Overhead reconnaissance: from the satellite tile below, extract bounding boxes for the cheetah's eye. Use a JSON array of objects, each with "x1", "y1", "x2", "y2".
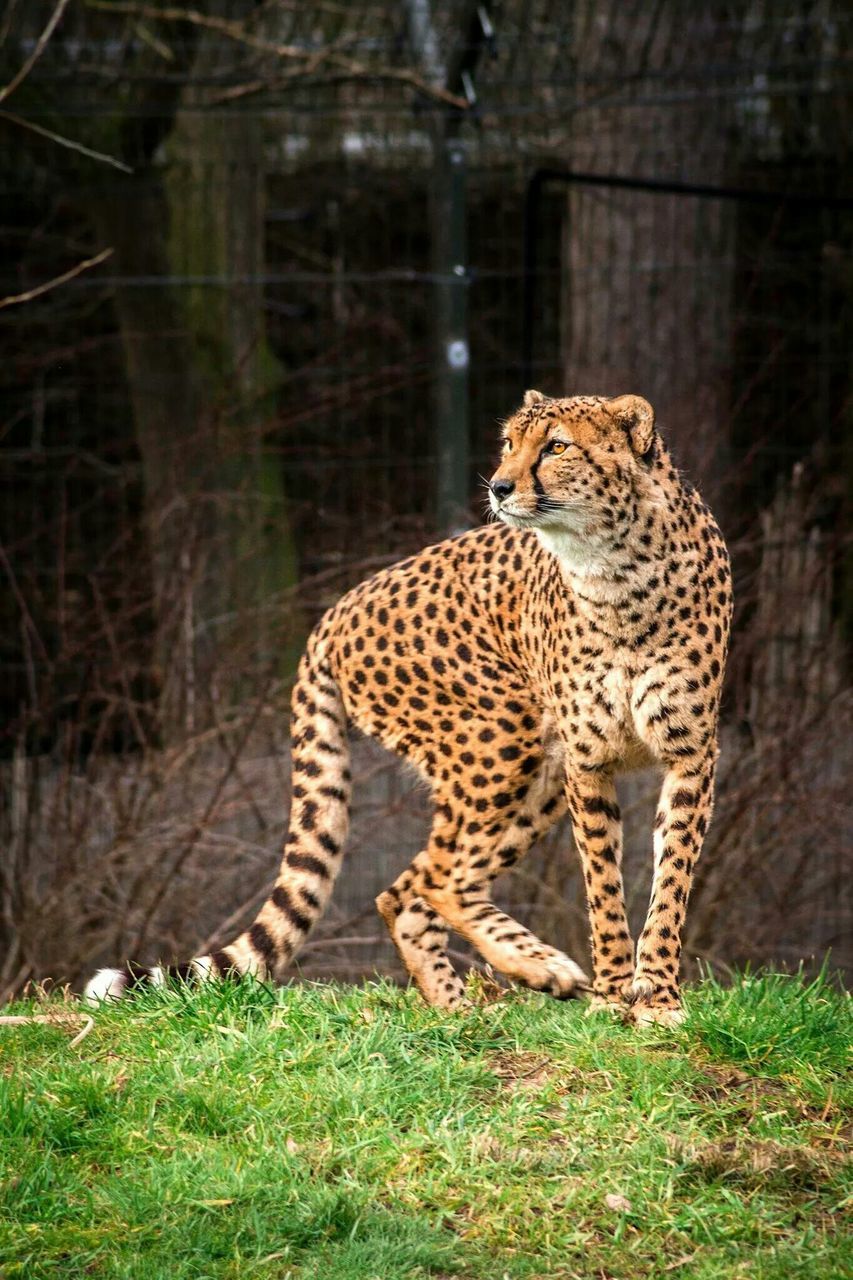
[
  {"x1": 548, "y1": 440, "x2": 568, "y2": 455},
  {"x1": 502, "y1": 439, "x2": 513, "y2": 454}
]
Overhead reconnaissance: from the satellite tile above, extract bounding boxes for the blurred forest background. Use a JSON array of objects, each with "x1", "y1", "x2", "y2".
[{"x1": 0, "y1": 0, "x2": 850, "y2": 1001}]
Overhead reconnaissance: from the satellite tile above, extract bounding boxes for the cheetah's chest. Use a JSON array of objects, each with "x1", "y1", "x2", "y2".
[
  {"x1": 600, "y1": 665, "x2": 634, "y2": 726},
  {"x1": 566, "y1": 660, "x2": 653, "y2": 769}
]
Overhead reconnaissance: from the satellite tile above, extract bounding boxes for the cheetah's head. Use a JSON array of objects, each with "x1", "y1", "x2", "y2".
[{"x1": 488, "y1": 391, "x2": 656, "y2": 548}]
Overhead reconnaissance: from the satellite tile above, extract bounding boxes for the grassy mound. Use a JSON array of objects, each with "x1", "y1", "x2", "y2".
[{"x1": 0, "y1": 971, "x2": 849, "y2": 1279}]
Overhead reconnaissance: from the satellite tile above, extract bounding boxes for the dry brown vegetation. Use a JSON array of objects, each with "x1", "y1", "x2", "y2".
[{"x1": 1, "y1": 458, "x2": 849, "y2": 1003}]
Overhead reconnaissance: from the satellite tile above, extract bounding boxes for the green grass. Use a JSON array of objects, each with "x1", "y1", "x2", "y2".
[{"x1": 0, "y1": 971, "x2": 850, "y2": 1279}]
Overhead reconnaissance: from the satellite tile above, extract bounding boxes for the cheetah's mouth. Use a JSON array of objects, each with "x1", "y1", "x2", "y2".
[
  {"x1": 489, "y1": 492, "x2": 540, "y2": 527},
  {"x1": 491, "y1": 495, "x2": 584, "y2": 531},
  {"x1": 494, "y1": 507, "x2": 538, "y2": 528}
]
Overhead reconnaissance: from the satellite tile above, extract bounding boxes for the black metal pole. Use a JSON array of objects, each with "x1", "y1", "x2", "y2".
[
  {"x1": 521, "y1": 169, "x2": 547, "y2": 393},
  {"x1": 434, "y1": 135, "x2": 470, "y2": 532}
]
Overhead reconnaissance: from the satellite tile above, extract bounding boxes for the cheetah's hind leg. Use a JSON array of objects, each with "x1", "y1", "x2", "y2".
[
  {"x1": 376, "y1": 869, "x2": 467, "y2": 1011},
  {"x1": 377, "y1": 758, "x2": 591, "y2": 1007}
]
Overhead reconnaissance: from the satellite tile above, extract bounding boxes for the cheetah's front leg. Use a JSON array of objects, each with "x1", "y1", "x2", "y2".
[
  {"x1": 629, "y1": 750, "x2": 717, "y2": 1025},
  {"x1": 564, "y1": 770, "x2": 635, "y2": 1012}
]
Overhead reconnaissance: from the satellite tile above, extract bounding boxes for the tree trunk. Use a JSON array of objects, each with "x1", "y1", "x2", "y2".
[
  {"x1": 164, "y1": 100, "x2": 299, "y2": 703},
  {"x1": 92, "y1": 92, "x2": 297, "y2": 737},
  {"x1": 563, "y1": 3, "x2": 736, "y2": 506}
]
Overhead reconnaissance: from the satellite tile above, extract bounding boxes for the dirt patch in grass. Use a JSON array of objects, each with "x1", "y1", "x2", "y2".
[
  {"x1": 689, "y1": 1062, "x2": 790, "y2": 1102},
  {"x1": 688, "y1": 1062, "x2": 853, "y2": 1152},
  {"x1": 489, "y1": 1051, "x2": 555, "y2": 1090},
  {"x1": 670, "y1": 1135, "x2": 845, "y2": 1191},
  {"x1": 488, "y1": 1051, "x2": 616, "y2": 1100}
]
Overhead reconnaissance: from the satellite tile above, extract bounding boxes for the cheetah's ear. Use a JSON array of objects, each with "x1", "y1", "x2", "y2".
[
  {"x1": 523, "y1": 388, "x2": 547, "y2": 408},
  {"x1": 609, "y1": 395, "x2": 655, "y2": 456}
]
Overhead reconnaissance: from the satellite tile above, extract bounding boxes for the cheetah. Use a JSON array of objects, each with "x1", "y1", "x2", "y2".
[{"x1": 86, "y1": 391, "x2": 731, "y2": 1025}]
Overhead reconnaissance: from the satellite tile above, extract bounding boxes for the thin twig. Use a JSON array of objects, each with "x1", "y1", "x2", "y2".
[
  {"x1": 0, "y1": 541, "x2": 49, "y2": 660},
  {"x1": 211, "y1": 67, "x2": 469, "y2": 111},
  {"x1": 300, "y1": 935, "x2": 388, "y2": 953},
  {"x1": 0, "y1": 0, "x2": 24, "y2": 49},
  {"x1": 129, "y1": 671, "x2": 277, "y2": 954},
  {"x1": 86, "y1": 0, "x2": 469, "y2": 110},
  {"x1": 84, "y1": 1, "x2": 317, "y2": 59},
  {"x1": 0, "y1": 247, "x2": 114, "y2": 310},
  {"x1": 0, "y1": 0, "x2": 72, "y2": 105},
  {"x1": 0, "y1": 1013, "x2": 94, "y2": 1048},
  {"x1": 0, "y1": 110, "x2": 134, "y2": 172}
]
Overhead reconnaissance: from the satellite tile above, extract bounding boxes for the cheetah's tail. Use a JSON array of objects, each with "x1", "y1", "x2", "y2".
[{"x1": 84, "y1": 640, "x2": 351, "y2": 1004}]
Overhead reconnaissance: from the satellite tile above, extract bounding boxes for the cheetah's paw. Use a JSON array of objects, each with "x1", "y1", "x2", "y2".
[
  {"x1": 630, "y1": 1003, "x2": 686, "y2": 1028},
  {"x1": 492, "y1": 948, "x2": 590, "y2": 1001},
  {"x1": 624, "y1": 976, "x2": 685, "y2": 1027},
  {"x1": 584, "y1": 993, "x2": 627, "y2": 1018},
  {"x1": 540, "y1": 955, "x2": 592, "y2": 1001}
]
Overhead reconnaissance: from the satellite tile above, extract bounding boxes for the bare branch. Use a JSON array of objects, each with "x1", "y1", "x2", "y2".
[
  {"x1": 86, "y1": 0, "x2": 470, "y2": 110},
  {"x1": 84, "y1": 1, "x2": 310, "y2": 59},
  {"x1": 0, "y1": 0, "x2": 25, "y2": 51},
  {"x1": 0, "y1": 0, "x2": 72, "y2": 105},
  {"x1": 0, "y1": 109, "x2": 134, "y2": 172},
  {"x1": 211, "y1": 66, "x2": 469, "y2": 111},
  {"x1": 366, "y1": 65, "x2": 469, "y2": 110},
  {"x1": 0, "y1": 246, "x2": 114, "y2": 310}
]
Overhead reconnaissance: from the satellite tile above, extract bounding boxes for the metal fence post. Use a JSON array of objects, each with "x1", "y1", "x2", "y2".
[{"x1": 433, "y1": 135, "x2": 470, "y2": 533}]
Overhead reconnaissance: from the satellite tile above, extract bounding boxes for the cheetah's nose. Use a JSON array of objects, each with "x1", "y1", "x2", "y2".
[{"x1": 491, "y1": 479, "x2": 515, "y2": 501}]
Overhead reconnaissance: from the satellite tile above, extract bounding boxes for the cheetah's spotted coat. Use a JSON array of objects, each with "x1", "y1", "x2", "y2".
[{"x1": 87, "y1": 392, "x2": 731, "y2": 1024}]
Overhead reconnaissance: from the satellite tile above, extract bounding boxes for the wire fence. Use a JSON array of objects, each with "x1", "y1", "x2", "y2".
[{"x1": 0, "y1": 0, "x2": 850, "y2": 993}]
